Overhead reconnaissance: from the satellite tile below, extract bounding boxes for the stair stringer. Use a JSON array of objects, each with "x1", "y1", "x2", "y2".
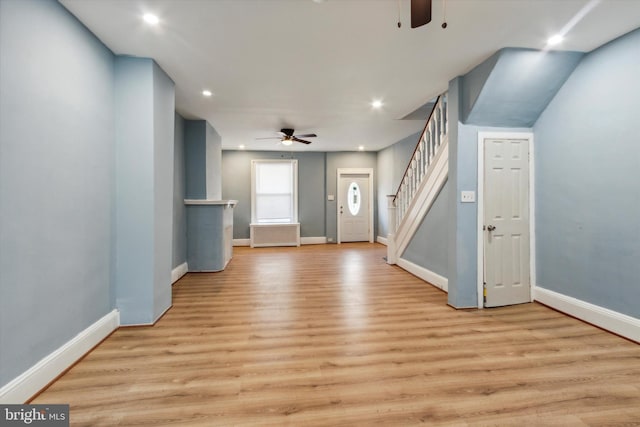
[{"x1": 393, "y1": 137, "x2": 449, "y2": 258}]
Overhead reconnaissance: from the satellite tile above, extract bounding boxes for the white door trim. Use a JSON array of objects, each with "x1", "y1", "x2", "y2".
[
  {"x1": 337, "y1": 168, "x2": 374, "y2": 244},
  {"x1": 477, "y1": 132, "x2": 536, "y2": 309}
]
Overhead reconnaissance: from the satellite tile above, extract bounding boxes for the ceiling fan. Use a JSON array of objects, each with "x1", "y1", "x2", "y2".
[
  {"x1": 411, "y1": 0, "x2": 432, "y2": 28},
  {"x1": 256, "y1": 128, "x2": 317, "y2": 146}
]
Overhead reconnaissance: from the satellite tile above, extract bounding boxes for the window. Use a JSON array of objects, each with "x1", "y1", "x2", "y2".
[
  {"x1": 347, "y1": 182, "x2": 361, "y2": 216},
  {"x1": 251, "y1": 159, "x2": 298, "y2": 224}
]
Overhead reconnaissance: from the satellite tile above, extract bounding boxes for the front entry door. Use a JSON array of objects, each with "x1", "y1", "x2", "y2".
[
  {"x1": 338, "y1": 174, "x2": 370, "y2": 242},
  {"x1": 484, "y1": 138, "x2": 530, "y2": 307}
]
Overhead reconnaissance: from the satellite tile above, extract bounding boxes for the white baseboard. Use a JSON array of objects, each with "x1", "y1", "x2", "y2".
[
  {"x1": 233, "y1": 239, "x2": 250, "y2": 247},
  {"x1": 235, "y1": 237, "x2": 328, "y2": 246},
  {"x1": 301, "y1": 237, "x2": 327, "y2": 245},
  {"x1": 534, "y1": 287, "x2": 639, "y2": 343},
  {"x1": 171, "y1": 262, "x2": 188, "y2": 284},
  {"x1": 0, "y1": 309, "x2": 120, "y2": 404},
  {"x1": 377, "y1": 236, "x2": 388, "y2": 246},
  {"x1": 397, "y1": 257, "x2": 448, "y2": 292}
]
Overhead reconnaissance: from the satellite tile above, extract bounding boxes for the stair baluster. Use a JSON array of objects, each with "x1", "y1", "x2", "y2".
[{"x1": 388, "y1": 93, "x2": 448, "y2": 251}]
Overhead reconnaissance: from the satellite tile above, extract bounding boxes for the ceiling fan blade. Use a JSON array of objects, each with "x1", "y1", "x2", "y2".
[
  {"x1": 411, "y1": 0, "x2": 432, "y2": 28},
  {"x1": 293, "y1": 133, "x2": 317, "y2": 138},
  {"x1": 255, "y1": 136, "x2": 282, "y2": 140},
  {"x1": 292, "y1": 137, "x2": 312, "y2": 145}
]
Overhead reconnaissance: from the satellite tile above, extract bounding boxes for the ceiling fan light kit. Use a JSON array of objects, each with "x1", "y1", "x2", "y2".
[{"x1": 256, "y1": 128, "x2": 317, "y2": 146}]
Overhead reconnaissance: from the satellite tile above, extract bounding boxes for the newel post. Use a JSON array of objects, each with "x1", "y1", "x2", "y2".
[{"x1": 386, "y1": 195, "x2": 397, "y2": 265}]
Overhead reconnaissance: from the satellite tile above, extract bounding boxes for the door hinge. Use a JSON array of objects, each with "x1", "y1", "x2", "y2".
[{"x1": 483, "y1": 282, "x2": 487, "y2": 305}]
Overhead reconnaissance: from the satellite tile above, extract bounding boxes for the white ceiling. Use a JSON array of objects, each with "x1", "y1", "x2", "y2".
[{"x1": 60, "y1": 0, "x2": 640, "y2": 152}]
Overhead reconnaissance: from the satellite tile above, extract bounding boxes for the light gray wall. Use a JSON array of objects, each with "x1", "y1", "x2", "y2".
[
  {"x1": 376, "y1": 132, "x2": 420, "y2": 238},
  {"x1": 326, "y1": 152, "x2": 378, "y2": 242},
  {"x1": 402, "y1": 180, "x2": 449, "y2": 277},
  {"x1": 172, "y1": 114, "x2": 187, "y2": 269},
  {"x1": 0, "y1": 0, "x2": 114, "y2": 386},
  {"x1": 534, "y1": 28, "x2": 640, "y2": 318},
  {"x1": 221, "y1": 151, "x2": 326, "y2": 239}
]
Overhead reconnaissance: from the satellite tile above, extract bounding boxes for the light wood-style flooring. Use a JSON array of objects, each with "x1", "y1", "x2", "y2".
[{"x1": 33, "y1": 243, "x2": 640, "y2": 426}]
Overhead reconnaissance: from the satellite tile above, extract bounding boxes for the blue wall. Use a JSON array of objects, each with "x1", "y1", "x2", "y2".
[
  {"x1": 402, "y1": 180, "x2": 450, "y2": 277},
  {"x1": 184, "y1": 120, "x2": 222, "y2": 200},
  {"x1": 114, "y1": 57, "x2": 154, "y2": 325},
  {"x1": 376, "y1": 132, "x2": 419, "y2": 238},
  {"x1": 184, "y1": 121, "x2": 207, "y2": 199},
  {"x1": 151, "y1": 61, "x2": 175, "y2": 320},
  {"x1": 463, "y1": 48, "x2": 583, "y2": 127},
  {"x1": 205, "y1": 123, "x2": 222, "y2": 200},
  {"x1": 534, "y1": 28, "x2": 640, "y2": 318},
  {"x1": 221, "y1": 151, "x2": 327, "y2": 239},
  {"x1": 0, "y1": 0, "x2": 115, "y2": 386},
  {"x1": 1, "y1": 0, "x2": 179, "y2": 389},
  {"x1": 114, "y1": 57, "x2": 174, "y2": 325},
  {"x1": 446, "y1": 77, "x2": 475, "y2": 307},
  {"x1": 448, "y1": 76, "x2": 538, "y2": 307},
  {"x1": 172, "y1": 114, "x2": 187, "y2": 269},
  {"x1": 326, "y1": 152, "x2": 378, "y2": 242}
]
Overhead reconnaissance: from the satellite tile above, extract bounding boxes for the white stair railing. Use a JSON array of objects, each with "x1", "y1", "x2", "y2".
[
  {"x1": 394, "y1": 93, "x2": 448, "y2": 230},
  {"x1": 387, "y1": 93, "x2": 448, "y2": 264}
]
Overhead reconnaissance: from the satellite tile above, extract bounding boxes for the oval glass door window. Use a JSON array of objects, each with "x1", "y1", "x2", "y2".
[{"x1": 347, "y1": 182, "x2": 361, "y2": 216}]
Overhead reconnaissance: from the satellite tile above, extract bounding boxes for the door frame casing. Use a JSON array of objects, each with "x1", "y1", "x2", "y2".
[
  {"x1": 476, "y1": 132, "x2": 536, "y2": 309},
  {"x1": 337, "y1": 168, "x2": 374, "y2": 244}
]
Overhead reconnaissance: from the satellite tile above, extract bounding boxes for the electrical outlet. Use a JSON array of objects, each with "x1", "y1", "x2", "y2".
[{"x1": 461, "y1": 191, "x2": 476, "y2": 203}]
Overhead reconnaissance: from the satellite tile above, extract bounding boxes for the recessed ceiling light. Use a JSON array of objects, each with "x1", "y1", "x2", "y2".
[
  {"x1": 142, "y1": 13, "x2": 159, "y2": 25},
  {"x1": 547, "y1": 34, "x2": 564, "y2": 46},
  {"x1": 358, "y1": 146, "x2": 365, "y2": 151},
  {"x1": 371, "y1": 100, "x2": 383, "y2": 109},
  {"x1": 202, "y1": 90, "x2": 212, "y2": 97},
  {"x1": 238, "y1": 144, "x2": 245, "y2": 150}
]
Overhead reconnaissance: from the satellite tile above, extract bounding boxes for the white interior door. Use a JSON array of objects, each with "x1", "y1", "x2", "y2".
[
  {"x1": 484, "y1": 138, "x2": 530, "y2": 307},
  {"x1": 338, "y1": 174, "x2": 370, "y2": 242}
]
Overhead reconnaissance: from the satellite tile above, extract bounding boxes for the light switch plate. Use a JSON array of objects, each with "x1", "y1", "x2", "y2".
[
  {"x1": 327, "y1": 195, "x2": 335, "y2": 201},
  {"x1": 461, "y1": 191, "x2": 475, "y2": 203}
]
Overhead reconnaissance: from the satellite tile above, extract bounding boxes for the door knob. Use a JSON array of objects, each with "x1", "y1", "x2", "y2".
[{"x1": 487, "y1": 225, "x2": 496, "y2": 231}]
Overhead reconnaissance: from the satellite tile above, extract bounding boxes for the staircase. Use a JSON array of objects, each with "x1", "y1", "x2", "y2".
[{"x1": 387, "y1": 93, "x2": 449, "y2": 265}]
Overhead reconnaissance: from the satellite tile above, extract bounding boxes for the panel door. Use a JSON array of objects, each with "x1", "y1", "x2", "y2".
[
  {"x1": 484, "y1": 138, "x2": 530, "y2": 307},
  {"x1": 339, "y1": 175, "x2": 370, "y2": 242}
]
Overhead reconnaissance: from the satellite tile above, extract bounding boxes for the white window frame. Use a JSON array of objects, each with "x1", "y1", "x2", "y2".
[{"x1": 251, "y1": 159, "x2": 298, "y2": 224}]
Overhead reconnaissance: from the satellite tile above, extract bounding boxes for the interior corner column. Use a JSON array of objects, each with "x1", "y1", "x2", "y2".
[{"x1": 114, "y1": 56, "x2": 175, "y2": 325}]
